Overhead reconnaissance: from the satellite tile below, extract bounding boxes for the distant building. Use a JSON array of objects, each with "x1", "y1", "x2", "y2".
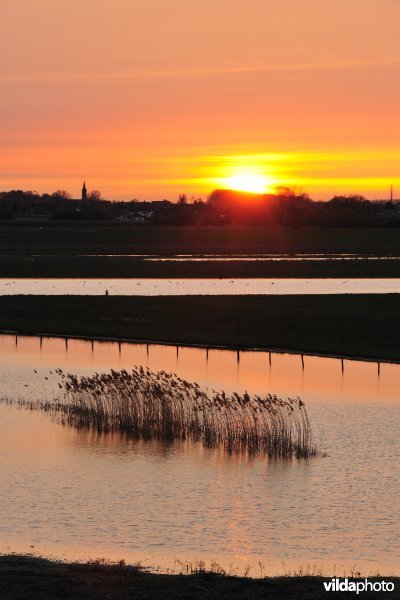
[
  {"x1": 82, "y1": 181, "x2": 87, "y2": 202},
  {"x1": 116, "y1": 210, "x2": 154, "y2": 223}
]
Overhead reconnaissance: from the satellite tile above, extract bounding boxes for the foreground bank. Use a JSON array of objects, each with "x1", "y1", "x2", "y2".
[
  {"x1": 0, "y1": 556, "x2": 397, "y2": 600},
  {"x1": 1, "y1": 294, "x2": 400, "y2": 362}
]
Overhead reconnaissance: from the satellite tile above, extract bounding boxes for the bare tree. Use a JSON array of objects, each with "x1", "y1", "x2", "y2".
[
  {"x1": 89, "y1": 190, "x2": 102, "y2": 201},
  {"x1": 52, "y1": 190, "x2": 72, "y2": 200}
]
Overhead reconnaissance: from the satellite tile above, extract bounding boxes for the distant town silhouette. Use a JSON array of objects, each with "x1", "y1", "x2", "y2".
[{"x1": 0, "y1": 185, "x2": 399, "y2": 227}]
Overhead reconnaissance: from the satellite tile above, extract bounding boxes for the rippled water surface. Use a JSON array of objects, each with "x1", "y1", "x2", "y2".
[
  {"x1": 2, "y1": 278, "x2": 400, "y2": 295},
  {"x1": 0, "y1": 334, "x2": 399, "y2": 574}
]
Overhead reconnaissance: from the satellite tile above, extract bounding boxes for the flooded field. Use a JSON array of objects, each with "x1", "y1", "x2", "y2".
[
  {"x1": 0, "y1": 334, "x2": 399, "y2": 574},
  {"x1": 3, "y1": 277, "x2": 400, "y2": 295}
]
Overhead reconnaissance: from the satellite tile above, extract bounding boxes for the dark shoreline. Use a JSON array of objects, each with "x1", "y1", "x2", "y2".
[
  {"x1": 2, "y1": 294, "x2": 400, "y2": 362},
  {"x1": 0, "y1": 555, "x2": 397, "y2": 600}
]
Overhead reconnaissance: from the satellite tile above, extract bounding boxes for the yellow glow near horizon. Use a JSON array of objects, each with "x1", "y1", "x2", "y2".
[{"x1": 2, "y1": 144, "x2": 400, "y2": 200}]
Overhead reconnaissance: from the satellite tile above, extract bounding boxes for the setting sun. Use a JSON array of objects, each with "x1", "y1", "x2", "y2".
[{"x1": 223, "y1": 171, "x2": 275, "y2": 194}]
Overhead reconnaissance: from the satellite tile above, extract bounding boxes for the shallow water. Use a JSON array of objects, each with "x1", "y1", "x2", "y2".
[
  {"x1": 2, "y1": 277, "x2": 400, "y2": 295},
  {"x1": 143, "y1": 254, "x2": 400, "y2": 262},
  {"x1": 0, "y1": 334, "x2": 399, "y2": 575}
]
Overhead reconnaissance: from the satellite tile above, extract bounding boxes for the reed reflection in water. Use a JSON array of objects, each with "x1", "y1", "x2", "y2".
[{"x1": 10, "y1": 367, "x2": 321, "y2": 459}]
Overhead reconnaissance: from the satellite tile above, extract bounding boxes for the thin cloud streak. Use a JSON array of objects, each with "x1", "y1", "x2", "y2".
[{"x1": 2, "y1": 58, "x2": 400, "y2": 87}]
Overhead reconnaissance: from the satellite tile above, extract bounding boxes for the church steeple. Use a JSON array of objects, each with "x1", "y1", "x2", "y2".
[{"x1": 82, "y1": 181, "x2": 87, "y2": 202}]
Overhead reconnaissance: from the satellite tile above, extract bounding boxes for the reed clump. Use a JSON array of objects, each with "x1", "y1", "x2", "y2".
[{"x1": 20, "y1": 367, "x2": 322, "y2": 458}]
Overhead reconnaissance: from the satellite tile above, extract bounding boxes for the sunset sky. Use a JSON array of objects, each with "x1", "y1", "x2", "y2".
[{"x1": 1, "y1": 0, "x2": 400, "y2": 200}]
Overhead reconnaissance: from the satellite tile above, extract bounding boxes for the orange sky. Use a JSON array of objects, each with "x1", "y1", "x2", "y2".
[{"x1": 1, "y1": 0, "x2": 400, "y2": 200}]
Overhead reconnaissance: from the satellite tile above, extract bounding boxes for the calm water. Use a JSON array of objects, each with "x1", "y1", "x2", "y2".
[
  {"x1": 2, "y1": 278, "x2": 400, "y2": 295},
  {"x1": 20, "y1": 253, "x2": 400, "y2": 261},
  {"x1": 0, "y1": 334, "x2": 399, "y2": 575}
]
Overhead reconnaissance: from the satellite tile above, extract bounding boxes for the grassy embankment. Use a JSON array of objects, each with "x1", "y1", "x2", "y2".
[
  {"x1": 1, "y1": 295, "x2": 400, "y2": 362},
  {"x1": 0, "y1": 556, "x2": 397, "y2": 600},
  {"x1": 2, "y1": 224, "x2": 400, "y2": 255}
]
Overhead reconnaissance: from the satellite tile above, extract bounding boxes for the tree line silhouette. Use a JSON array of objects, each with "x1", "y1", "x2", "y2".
[{"x1": 0, "y1": 186, "x2": 398, "y2": 227}]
